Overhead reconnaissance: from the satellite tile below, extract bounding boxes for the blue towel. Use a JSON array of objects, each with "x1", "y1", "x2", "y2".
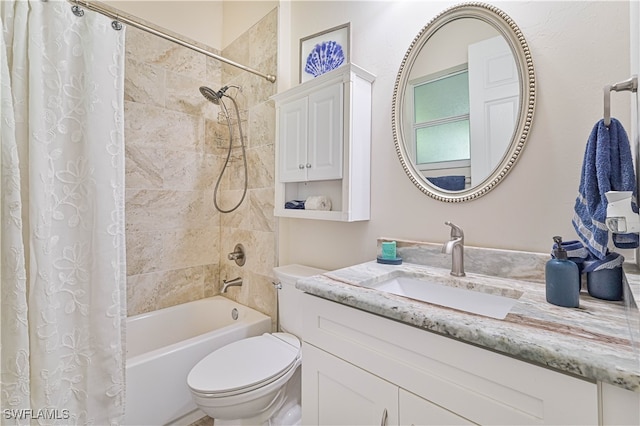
[
  {"x1": 426, "y1": 175, "x2": 466, "y2": 191},
  {"x1": 551, "y1": 240, "x2": 622, "y2": 272},
  {"x1": 572, "y1": 118, "x2": 638, "y2": 259},
  {"x1": 284, "y1": 200, "x2": 305, "y2": 209},
  {"x1": 582, "y1": 252, "x2": 624, "y2": 272},
  {"x1": 551, "y1": 240, "x2": 590, "y2": 262}
]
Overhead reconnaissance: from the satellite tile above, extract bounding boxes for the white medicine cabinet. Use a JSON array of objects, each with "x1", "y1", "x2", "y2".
[{"x1": 272, "y1": 64, "x2": 375, "y2": 221}]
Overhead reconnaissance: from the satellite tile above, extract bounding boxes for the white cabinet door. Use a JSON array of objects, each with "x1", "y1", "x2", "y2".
[
  {"x1": 399, "y1": 389, "x2": 473, "y2": 426},
  {"x1": 279, "y1": 97, "x2": 308, "y2": 182},
  {"x1": 307, "y1": 82, "x2": 343, "y2": 181},
  {"x1": 279, "y1": 82, "x2": 343, "y2": 183},
  {"x1": 600, "y1": 382, "x2": 640, "y2": 426},
  {"x1": 302, "y1": 343, "x2": 398, "y2": 426}
]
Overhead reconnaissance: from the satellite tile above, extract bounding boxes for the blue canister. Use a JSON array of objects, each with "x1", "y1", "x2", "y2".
[
  {"x1": 583, "y1": 253, "x2": 625, "y2": 301},
  {"x1": 545, "y1": 236, "x2": 580, "y2": 308},
  {"x1": 586, "y1": 266, "x2": 623, "y2": 301}
]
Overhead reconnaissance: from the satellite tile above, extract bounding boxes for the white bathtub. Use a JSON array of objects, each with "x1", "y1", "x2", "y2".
[{"x1": 123, "y1": 296, "x2": 272, "y2": 426}]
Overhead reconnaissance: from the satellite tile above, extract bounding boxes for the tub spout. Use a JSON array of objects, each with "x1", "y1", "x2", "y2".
[{"x1": 222, "y1": 277, "x2": 243, "y2": 293}]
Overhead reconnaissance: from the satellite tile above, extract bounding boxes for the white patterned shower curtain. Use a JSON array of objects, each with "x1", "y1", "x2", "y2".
[{"x1": 1, "y1": 0, "x2": 126, "y2": 424}]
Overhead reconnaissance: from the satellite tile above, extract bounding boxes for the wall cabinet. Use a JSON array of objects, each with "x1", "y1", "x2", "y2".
[
  {"x1": 301, "y1": 293, "x2": 608, "y2": 425},
  {"x1": 273, "y1": 64, "x2": 375, "y2": 222}
]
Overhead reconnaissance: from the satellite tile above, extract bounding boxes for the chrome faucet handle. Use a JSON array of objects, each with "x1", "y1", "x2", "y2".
[
  {"x1": 228, "y1": 251, "x2": 243, "y2": 260},
  {"x1": 227, "y1": 243, "x2": 246, "y2": 266},
  {"x1": 444, "y1": 221, "x2": 464, "y2": 239}
]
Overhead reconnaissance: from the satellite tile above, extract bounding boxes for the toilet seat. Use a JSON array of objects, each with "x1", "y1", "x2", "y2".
[{"x1": 187, "y1": 333, "x2": 301, "y2": 397}]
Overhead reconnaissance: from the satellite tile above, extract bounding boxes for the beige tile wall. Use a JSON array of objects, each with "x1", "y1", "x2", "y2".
[
  {"x1": 217, "y1": 8, "x2": 279, "y2": 327},
  {"x1": 124, "y1": 8, "x2": 278, "y2": 327}
]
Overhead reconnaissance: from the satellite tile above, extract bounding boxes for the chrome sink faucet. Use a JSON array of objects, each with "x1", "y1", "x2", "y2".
[{"x1": 442, "y1": 221, "x2": 465, "y2": 277}]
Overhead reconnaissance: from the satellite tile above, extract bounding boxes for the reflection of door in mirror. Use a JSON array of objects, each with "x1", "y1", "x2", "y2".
[{"x1": 468, "y1": 36, "x2": 518, "y2": 187}]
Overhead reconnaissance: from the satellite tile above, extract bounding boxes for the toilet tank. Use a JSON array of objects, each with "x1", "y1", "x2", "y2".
[{"x1": 273, "y1": 264, "x2": 326, "y2": 337}]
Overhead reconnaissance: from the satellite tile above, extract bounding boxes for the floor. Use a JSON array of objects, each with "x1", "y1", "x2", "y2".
[{"x1": 189, "y1": 416, "x2": 214, "y2": 426}]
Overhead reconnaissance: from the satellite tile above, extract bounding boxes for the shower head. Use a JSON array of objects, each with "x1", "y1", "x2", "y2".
[{"x1": 199, "y1": 86, "x2": 229, "y2": 105}]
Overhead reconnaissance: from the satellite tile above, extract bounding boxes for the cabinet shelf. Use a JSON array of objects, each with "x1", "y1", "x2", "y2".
[
  {"x1": 273, "y1": 208, "x2": 345, "y2": 221},
  {"x1": 272, "y1": 64, "x2": 375, "y2": 222}
]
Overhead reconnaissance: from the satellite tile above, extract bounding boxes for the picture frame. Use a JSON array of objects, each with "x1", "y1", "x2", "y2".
[{"x1": 299, "y1": 23, "x2": 350, "y2": 83}]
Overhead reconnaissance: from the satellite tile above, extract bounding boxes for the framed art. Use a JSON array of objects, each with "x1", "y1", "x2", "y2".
[{"x1": 299, "y1": 23, "x2": 350, "y2": 83}]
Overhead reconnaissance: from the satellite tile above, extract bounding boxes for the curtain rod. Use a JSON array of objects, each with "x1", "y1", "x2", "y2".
[{"x1": 67, "y1": 0, "x2": 276, "y2": 83}]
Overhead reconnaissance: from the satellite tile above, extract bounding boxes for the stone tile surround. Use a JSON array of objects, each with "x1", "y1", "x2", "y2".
[{"x1": 124, "y1": 8, "x2": 278, "y2": 328}]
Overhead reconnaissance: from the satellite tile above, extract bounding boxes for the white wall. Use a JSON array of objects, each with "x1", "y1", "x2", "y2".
[
  {"x1": 222, "y1": 0, "x2": 278, "y2": 47},
  {"x1": 633, "y1": 0, "x2": 639, "y2": 182},
  {"x1": 101, "y1": 0, "x2": 277, "y2": 50},
  {"x1": 103, "y1": 1, "x2": 224, "y2": 48},
  {"x1": 277, "y1": 1, "x2": 632, "y2": 271}
]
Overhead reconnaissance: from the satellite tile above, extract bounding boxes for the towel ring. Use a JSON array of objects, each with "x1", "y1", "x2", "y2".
[{"x1": 603, "y1": 76, "x2": 638, "y2": 127}]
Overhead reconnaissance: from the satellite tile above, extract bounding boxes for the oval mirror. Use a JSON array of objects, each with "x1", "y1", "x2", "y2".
[{"x1": 392, "y1": 2, "x2": 536, "y2": 202}]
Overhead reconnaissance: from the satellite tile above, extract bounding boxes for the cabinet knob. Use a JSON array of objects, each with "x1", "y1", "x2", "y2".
[
  {"x1": 380, "y1": 408, "x2": 388, "y2": 426},
  {"x1": 299, "y1": 164, "x2": 305, "y2": 169},
  {"x1": 306, "y1": 163, "x2": 311, "y2": 168}
]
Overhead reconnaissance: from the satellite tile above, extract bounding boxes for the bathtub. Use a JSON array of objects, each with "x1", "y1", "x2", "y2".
[{"x1": 123, "y1": 296, "x2": 272, "y2": 426}]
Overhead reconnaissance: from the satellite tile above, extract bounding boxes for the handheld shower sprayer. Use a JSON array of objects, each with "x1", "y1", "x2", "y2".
[{"x1": 198, "y1": 84, "x2": 247, "y2": 213}]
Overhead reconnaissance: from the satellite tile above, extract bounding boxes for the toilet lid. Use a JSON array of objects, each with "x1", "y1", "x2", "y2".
[{"x1": 187, "y1": 333, "x2": 301, "y2": 395}]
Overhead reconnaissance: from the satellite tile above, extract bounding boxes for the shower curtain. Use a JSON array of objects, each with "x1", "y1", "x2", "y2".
[{"x1": 1, "y1": 0, "x2": 126, "y2": 424}]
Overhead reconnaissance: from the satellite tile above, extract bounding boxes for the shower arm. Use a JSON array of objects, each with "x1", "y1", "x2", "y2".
[{"x1": 67, "y1": 0, "x2": 276, "y2": 84}]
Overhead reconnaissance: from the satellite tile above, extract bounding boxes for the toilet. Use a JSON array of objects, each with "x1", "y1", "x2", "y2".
[{"x1": 187, "y1": 264, "x2": 325, "y2": 425}]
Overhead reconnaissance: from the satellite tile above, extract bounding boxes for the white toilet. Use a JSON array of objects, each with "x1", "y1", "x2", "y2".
[{"x1": 187, "y1": 264, "x2": 325, "y2": 425}]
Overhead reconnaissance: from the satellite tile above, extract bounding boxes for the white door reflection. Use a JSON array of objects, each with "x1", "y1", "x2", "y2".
[{"x1": 468, "y1": 35, "x2": 518, "y2": 187}]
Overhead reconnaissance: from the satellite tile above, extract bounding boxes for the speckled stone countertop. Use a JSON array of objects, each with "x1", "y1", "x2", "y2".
[{"x1": 296, "y1": 239, "x2": 640, "y2": 392}]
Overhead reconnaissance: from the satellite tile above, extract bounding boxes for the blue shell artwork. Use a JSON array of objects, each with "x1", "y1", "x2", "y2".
[{"x1": 304, "y1": 40, "x2": 345, "y2": 78}]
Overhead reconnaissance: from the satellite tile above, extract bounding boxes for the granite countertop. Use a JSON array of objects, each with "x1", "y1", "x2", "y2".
[{"x1": 296, "y1": 240, "x2": 640, "y2": 392}]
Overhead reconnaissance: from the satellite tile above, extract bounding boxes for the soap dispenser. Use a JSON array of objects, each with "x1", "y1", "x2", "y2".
[{"x1": 545, "y1": 236, "x2": 580, "y2": 308}]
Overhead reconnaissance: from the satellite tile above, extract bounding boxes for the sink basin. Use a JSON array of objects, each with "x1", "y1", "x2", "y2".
[{"x1": 368, "y1": 275, "x2": 521, "y2": 320}]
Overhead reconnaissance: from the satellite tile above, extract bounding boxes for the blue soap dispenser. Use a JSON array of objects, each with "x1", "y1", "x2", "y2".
[{"x1": 545, "y1": 236, "x2": 580, "y2": 308}]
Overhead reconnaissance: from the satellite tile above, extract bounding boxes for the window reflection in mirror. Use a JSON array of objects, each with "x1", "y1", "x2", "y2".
[{"x1": 412, "y1": 66, "x2": 471, "y2": 191}]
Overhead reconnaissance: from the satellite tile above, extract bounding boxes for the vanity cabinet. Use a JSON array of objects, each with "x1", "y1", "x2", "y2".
[
  {"x1": 304, "y1": 342, "x2": 471, "y2": 425},
  {"x1": 301, "y1": 293, "x2": 601, "y2": 425},
  {"x1": 399, "y1": 389, "x2": 472, "y2": 425},
  {"x1": 303, "y1": 343, "x2": 399, "y2": 425},
  {"x1": 273, "y1": 64, "x2": 375, "y2": 222}
]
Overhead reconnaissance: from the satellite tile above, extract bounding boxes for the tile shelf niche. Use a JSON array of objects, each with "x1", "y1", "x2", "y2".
[{"x1": 272, "y1": 63, "x2": 375, "y2": 222}]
